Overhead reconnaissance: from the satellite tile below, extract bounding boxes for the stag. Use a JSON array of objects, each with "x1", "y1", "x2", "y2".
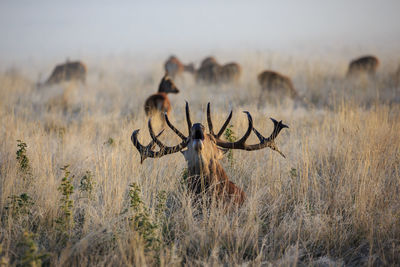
[
  {"x1": 42, "y1": 60, "x2": 87, "y2": 86},
  {"x1": 131, "y1": 102, "x2": 288, "y2": 206},
  {"x1": 164, "y1": 56, "x2": 195, "y2": 79},
  {"x1": 347, "y1": 55, "x2": 379, "y2": 77},
  {"x1": 144, "y1": 74, "x2": 179, "y2": 121}
]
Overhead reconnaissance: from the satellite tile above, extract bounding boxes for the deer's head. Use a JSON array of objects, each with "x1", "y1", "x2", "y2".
[
  {"x1": 132, "y1": 101, "x2": 287, "y2": 168},
  {"x1": 158, "y1": 74, "x2": 179, "y2": 94}
]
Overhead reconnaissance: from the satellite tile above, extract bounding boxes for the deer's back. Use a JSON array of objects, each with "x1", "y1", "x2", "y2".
[
  {"x1": 348, "y1": 56, "x2": 379, "y2": 76},
  {"x1": 46, "y1": 61, "x2": 87, "y2": 85},
  {"x1": 144, "y1": 93, "x2": 171, "y2": 116},
  {"x1": 258, "y1": 70, "x2": 297, "y2": 97}
]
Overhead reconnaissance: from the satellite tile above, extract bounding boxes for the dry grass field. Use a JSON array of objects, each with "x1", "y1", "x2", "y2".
[{"x1": 0, "y1": 53, "x2": 399, "y2": 266}]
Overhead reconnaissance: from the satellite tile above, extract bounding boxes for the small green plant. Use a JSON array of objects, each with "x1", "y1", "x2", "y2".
[
  {"x1": 154, "y1": 190, "x2": 167, "y2": 224},
  {"x1": 104, "y1": 137, "x2": 115, "y2": 146},
  {"x1": 224, "y1": 125, "x2": 237, "y2": 167},
  {"x1": 180, "y1": 168, "x2": 189, "y2": 184},
  {"x1": 4, "y1": 193, "x2": 34, "y2": 220},
  {"x1": 79, "y1": 170, "x2": 95, "y2": 199},
  {"x1": 55, "y1": 165, "x2": 75, "y2": 241},
  {"x1": 16, "y1": 140, "x2": 32, "y2": 178},
  {"x1": 17, "y1": 231, "x2": 49, "y2": 267},
  {"x1": 128, "y1": 183, "x2": 160, "y2": 251},
  {"x1": 290, "y1": 168, "x2": 298, "y2": 179}
]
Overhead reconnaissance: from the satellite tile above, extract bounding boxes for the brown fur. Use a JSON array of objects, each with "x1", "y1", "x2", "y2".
[
  {"x1": 219, "y1": 62, "x2": 241, "y2": 83},
  {"x1": 196, "y1": 56, "x2": 241, "y2": 84},
  {"x1": 183, "y1": 127, "x2": 245, "y2": 206},
  {"x1": 144, "y1": 75, "x2": 179, "y2": 117},
  {"x1": 44, "y1": 61, "x2": 87, "y2": 85},
  {"x1": 257, "y1": 70, "x2": 298, "y2": 98},
  {"x1": 347, "y1": 55, "x2": 379, "y2": 77},
  {"x1": 164, "y1": 56, "x2": 195, "y2": 79}
]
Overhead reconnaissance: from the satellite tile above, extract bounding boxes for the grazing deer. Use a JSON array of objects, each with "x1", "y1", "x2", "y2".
[
  {"x1": 257, "y1": 70, "x2": 298, "y2": 99},
  {"x1": 131, "y1": 102, "x2": 288, "y2": 206},
  {"x1": 347, "y1": 55, "x2": 379, "y2": 77},
  {"x1": 219, "y1": 63, "x2": 242, "y2": 83},
  {"x1": 144, "y1": 74, "x2": 179, "y2": 120},
  {"x1": 196, "y1": 57, "x2": 241, "y2": 84},
  {"x1": 200, "y1": 56, "x2": 218, "y2": 68},
  {"x1": 42, "y1": 60, "x2": 87, "y2": 86},
  {"x1": 164, "y1": 55, "x2": 195, "y2": 79}
]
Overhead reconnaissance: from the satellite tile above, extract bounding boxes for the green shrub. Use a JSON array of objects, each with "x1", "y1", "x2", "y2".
[
  {"x1": 17, "y1": 231, "x2": 49, "y2": 267},
  {"x1": 16, "y1": 140, "x2": 32, "y2": 179},
  {"x1": 55, "y1": 165, "x2": 75, "y2": 243},
  {"x1": 224, "y1": 125, "x2": 237, "y2": 167},
  {"x1": 4, "y1": 193, "x2": 34, "y2": 220},
  {"x1": 79, "y1": 170, "x2": 95, "y2": 200},
  {"x1": 128, "y1": 183, "x2": 160, "y2": 251}
]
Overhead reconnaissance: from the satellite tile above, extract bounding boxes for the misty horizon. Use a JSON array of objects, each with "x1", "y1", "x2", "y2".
[{"x1": 1, "y1": 0, "x2": 400, "y2": 65}]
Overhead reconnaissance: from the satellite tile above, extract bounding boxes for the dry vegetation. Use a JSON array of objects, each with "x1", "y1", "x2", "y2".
[{"x1": 0, "y1": 53, "x2": 399, "y2": 266}]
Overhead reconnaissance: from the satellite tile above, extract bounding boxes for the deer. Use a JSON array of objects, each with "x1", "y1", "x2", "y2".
[
  {"x1": 164, "y1": 55, "x2": 195, "y2": 79},
  {"x1": 257, "y1": 70, "x2": 298, "y2": 99},
  {"x1": 196, "y1": 56, "x2": 241, "y2": 84},
  {"x1": 131, "y1": 102, "x2": 288, "y2": 206},
  {"x1": 219, "y1": 63, "x2": 242, "y2": 83},
  {"x1": 347, "y1": 55, "x2": 379, "y2": 77},
  {"x1": 144, "y1": 74, "x2": 179, "y2": 122},
  {"x1": 41, "y1": 60, "x2": 87, "y2": 86}
]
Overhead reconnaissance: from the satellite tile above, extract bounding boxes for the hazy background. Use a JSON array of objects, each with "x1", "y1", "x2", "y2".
[{"x1": 1, "y1": 0, "x2": 400, "y2": 65}]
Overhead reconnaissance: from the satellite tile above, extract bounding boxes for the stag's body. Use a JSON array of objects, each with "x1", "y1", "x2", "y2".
[
  {"x1": 347, "y1": 55, "x2": 379, "y2": 77},
  {"x1": 144, "y1": 75, "x2": 179, "y2": 117},
  {"x1": 44, "y1": 61, "x2": 87, "y2": 86},
  {"x1": 258, "y1": 70, "x2": 298, "y2": 98},
  {"x1": 183, "y1": 125, "x2": 246, "y2": 204},
  {"x1": 131, "y1": 102, "x2": 288, "y2": 206},
  {"x1": 164, "y1": 56, "x2": 195, "y2": 79}
]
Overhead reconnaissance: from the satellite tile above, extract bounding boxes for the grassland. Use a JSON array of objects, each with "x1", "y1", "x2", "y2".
[{"x1": 0, "y1": 53, "x2": 399, "y2": 266}]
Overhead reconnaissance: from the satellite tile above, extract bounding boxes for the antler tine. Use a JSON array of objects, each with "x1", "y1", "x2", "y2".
[
  {"x1": 148, "y1": 118, "x2": 167, "y2": 149},
  {"x1": 245, "y1": 117, "x2": 288, "y2": 157},
  {"x1": 130, "y1": 118, "x2": 189, "y2": 163},
  {"x1": 148, "y1": 117, "x2": 189, "y2": 155},
  {"x1": 215, "y1": 111, "x2": 253, "y2": 149},
  {"x1": 164, "y1": 112, "x2": 186, "y2": 140},
  {"x1": 207, "y1": 102, "x2": 233, "y2": 138},
  {"x1": 207, "y1": 102, "x2": 215, "y2": 135},
  {"x1": 216, "y1": 110, "x2": 233, "y2": 138},
  {"x1": 138, "y1": 130, "x2": 164, "y2": 163},
  {"x1": 185, "y1": 101, "x2": 192, "y2": 136},
  {"x1": 131, "y1": 129, "x2": 165, "y2": 164}
]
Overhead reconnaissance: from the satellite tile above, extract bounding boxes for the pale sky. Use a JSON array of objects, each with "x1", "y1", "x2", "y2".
[{"x1": 0, "y1": 0, "x2": 399, "y2": 64}]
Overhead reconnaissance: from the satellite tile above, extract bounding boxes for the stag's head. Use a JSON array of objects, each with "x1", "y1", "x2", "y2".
[{"x1": 131, "y1": 102, "x2": 288, "y2": 165}]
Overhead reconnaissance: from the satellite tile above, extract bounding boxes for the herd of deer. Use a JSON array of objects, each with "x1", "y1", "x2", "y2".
[{"x1": 39, "y1": 54, "x2": 394, "y2": 207}]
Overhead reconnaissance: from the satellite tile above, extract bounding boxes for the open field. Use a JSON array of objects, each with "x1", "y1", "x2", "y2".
[{"x1": 0, "y1": 53, "x2": 400, "y2": 266}]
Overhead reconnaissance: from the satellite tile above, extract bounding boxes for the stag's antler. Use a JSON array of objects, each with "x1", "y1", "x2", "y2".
[
  {"x1": 131, "y1": 102, "x2": 194, "y2": 163},
  {"x1": 131, "y1": 122, "x2": 189, "y2": 163},
  {"x1": 207, "y1": 102, "x2": 288, "y2": 157},
  {"x1": 207, "y1": 102, "x2": 233, "y2": 138}
]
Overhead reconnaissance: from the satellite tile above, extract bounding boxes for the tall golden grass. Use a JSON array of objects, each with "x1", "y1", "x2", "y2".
[{"x1": 0, "y1": 53, "x2": 399, "y2": 266}]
